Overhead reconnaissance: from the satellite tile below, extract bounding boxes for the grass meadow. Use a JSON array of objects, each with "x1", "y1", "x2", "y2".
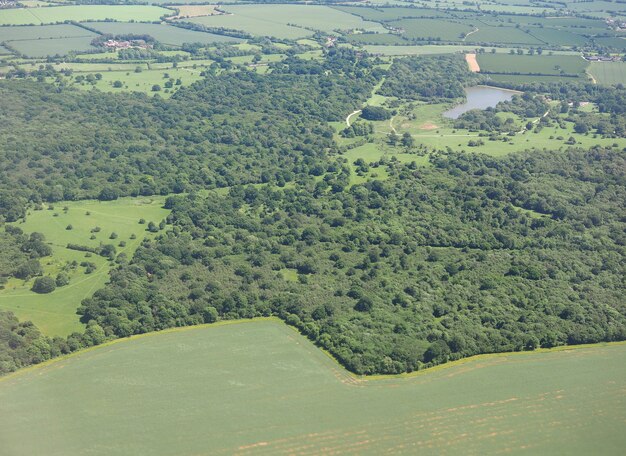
[
  {"x1": 0, "y1": 319, "x2": 624, "y2": 455},
  {"x1": 0, "y1": 197, "x2": 169, "y2": 336}
]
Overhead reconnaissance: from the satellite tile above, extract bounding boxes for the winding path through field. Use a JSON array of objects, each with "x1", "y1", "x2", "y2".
[{"x1": 345, "y1": 109, "x2": 362, "y2": 127}]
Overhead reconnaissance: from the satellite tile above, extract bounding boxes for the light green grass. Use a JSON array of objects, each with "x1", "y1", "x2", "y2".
[
  {"x1": 0, "y1": 5, "x2": 171, "y2": 25},
  {"x1": 65, "y1": 66, "x2": 205, "y2": 97},
  {"x1": 0, "y1": 197, "x2": 170, "y2": 336},
  {"x1": 589, "y1": 61, "x2": 626, "y2": 86},
  {"x1": 0, "y1": 319, "x2": 625, "y2": 455}
]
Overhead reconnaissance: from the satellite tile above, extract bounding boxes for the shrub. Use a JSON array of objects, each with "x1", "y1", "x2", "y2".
[{"x1": 31, "y1": 276, "x2": 56, "y2": 294}]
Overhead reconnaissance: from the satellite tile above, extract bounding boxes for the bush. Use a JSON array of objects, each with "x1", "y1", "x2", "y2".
[
  {"x1": 361, "y1": 105, "x2": 391, "y2": 121},
  {"x1": 31, "y1": 276, "x2": 56, "y2": 294}
]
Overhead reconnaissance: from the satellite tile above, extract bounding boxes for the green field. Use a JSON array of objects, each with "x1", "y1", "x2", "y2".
[
  {"x1": 82, "y1": 22, "x2": 241, "y2": 46},
  {"x1": 589, "y1": 61, "x2": 626, "y2": 85},
  {"x1": 477, "y1": 53, "x2": 589, "y2": 76},
  {"x1": 0, "y1": 5, "x2": 171, "y2": 25},
  {"x1": 390, "y1": 18, "x2": 473, "y2": 41},
  {"x1": 464, "y1": 25, "x2": 543, "y2": 45},
  {"x1": 186, "y1": 4, "x2": 385, "y2": 39},
  {"x1": 0, "y1": 319, "x2": 625, "y2": 455},
  {"x1": 0, "y1": 197, "x2": 170, "y2": 336},
  {"x1": 10, "y1": 36, "x2": 98, "y2": 57},
  {"x1": 0, "y1": 24, "x2": 96, "y2": 41}
]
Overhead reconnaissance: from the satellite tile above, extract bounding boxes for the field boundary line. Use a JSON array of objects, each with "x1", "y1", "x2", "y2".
[{"x1": 3, "y1": 317, "x2": 626, "y2": 385}]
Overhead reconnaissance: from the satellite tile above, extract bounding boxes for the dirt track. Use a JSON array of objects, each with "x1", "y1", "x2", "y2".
[{"x1": 466, "y1": 53, "x2": 480, "y2": 72}]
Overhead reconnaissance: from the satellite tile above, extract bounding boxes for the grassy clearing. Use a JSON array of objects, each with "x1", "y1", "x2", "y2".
[
  {"x1": 0, "y1": 197, "x2": 170, "y2": 336},
  {"x1": 589, "y1": 61, "x2": 626, "y2": 86},
  {"x1": 465, "y1": 25, "x2": 543, "y2": 45},
  {"x1": 66, "y1": 66, "x2": 205, "y2": 96},
  {"x1": 82, "y1": 22, "x2": 240, "y2": 46},
  {"x1": 0, "y1": 319, "x2": 624, "y2": 455},
  {"x1": 0, "y1": 5, "x2": 170, "y2": 25}
]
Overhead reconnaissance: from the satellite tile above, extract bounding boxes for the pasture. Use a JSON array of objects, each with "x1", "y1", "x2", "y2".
[
  {"x1": 0, "y1": 197, "x2": 169, "y2": 336},
  {"x1": 589, "y1": 61, "x2": 626, "y2": 85},
  {"x1": 0, "y1": 319, "x2": 624, "y2": 455},
  {"x1": 82, "y1": 22, "x2": 241, "y2": 46},
  {"x1": 0, "y1": 5, "x2": 170, "y2": 25}
]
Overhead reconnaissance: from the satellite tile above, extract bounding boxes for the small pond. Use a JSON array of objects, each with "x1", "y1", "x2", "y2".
[{"x1": 443, "y1": 86, "x2": 519, "y2": 119}]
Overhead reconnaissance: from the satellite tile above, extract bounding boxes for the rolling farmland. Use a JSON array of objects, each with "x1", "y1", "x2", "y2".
[
  {"x1": 0, "y1": 319, "x2": 624, "y2": 455},
  {"x1": 0, "y1": 5, "x2": 171, "y2": 25}
]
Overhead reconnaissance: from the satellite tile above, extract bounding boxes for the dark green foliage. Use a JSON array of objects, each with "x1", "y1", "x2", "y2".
[
  {"x1": 0, "y1": 310, "x2": 107, "y2": 375},
  {"x1": 378, "y1": 55, "x2": 483, "y2": 101},
  {"x1": 78, "y1": 148, "x2": 626, "y2": 375},
  {"x1": 31, "y1": 276, "x2": 56, "y2": 294},
  {"x1": 0, "y1": 228, "x2": 50, "y2": 281},
  {"x1": 361, "y1": 106, "x2": 391, "y2": 121},
  {"x1": 0, "y1": 52, "x2": 376, "y2": 221}
]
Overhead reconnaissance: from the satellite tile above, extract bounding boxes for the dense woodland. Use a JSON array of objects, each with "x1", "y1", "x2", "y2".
[
  {"x1": 378, "y1": 55, "x2": 484, "y2": 101},
  {"x1": 0, "y1": 48, "x2": 374, "y2": 222},
  {"x1": 1, "y1": 51, "x2": 625, "y2": 376}
]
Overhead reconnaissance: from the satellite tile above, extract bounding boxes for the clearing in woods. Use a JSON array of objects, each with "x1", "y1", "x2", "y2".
[
  {"x1": 0, "y1": 319, "x2": 624, "y2": 455},
  {"x1": 0, "y1": 197, "x2": 170, "y2": 336}
]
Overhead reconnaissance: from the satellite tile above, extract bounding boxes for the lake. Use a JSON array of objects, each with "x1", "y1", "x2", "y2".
[{"x1": 443, "y1": 86, "x2": 519, "y2": 119}]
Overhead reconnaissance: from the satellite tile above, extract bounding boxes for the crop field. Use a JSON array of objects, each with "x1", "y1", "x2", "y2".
[
  {"x1": 0, "y1": 319, "x2": 624, "y2": 455},
  {"x1": 594, "y1": 37, "x2": 626, "y2": 50},
  {"x1": 589, "y1": 61, "x2": 626, "y2": 85},
  {"x1": 464, "y1": 25, "x2": 543, "y2": 45},
  {"x1": 477, "y1": 53, "x2": 589, "y2": 76},
  {"x1": 10, "y1": 36, "x2": 98, "y2": 57},
  {"x1": 0, "y1": 24, "x2": 96, "y2": 42},
  {"x1": 185, "y1": 14, "x2": 309, "y2": 40},
  {"x1": 0, "y1": 5, "x2": 171, "y2": 25},
  {"x1": 363, "y1": 45, "x2": 562, "y2": 56},
  {"x1": 346, "y1": 33, "x2": 409, "y2": 45},
  {"x1": 333, "y1": 5, "x2": 452, "y2": 21},
  {"x1": 526, "y1": 27, "x2": 588, "y2": 47},
  {"x1": 82, "y1": 22, "x2": 241, "y2": 46},
  {"x1": 0, "y1": 197, "x2": 169, "y2": 336},
  {"x1": 390, "y1": 18, "x2": 473, "y2": 41},
  {"x1": 488, "y1": 73, "x2": 585, "y2": 84},
  {"x1": 186, "y1": 4, "x2": 385, "y2": 39}
]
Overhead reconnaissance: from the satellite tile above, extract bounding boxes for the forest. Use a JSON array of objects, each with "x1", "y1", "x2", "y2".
[{"x1": 1, "y1": 50, "x2": 625, "y2": 376}]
